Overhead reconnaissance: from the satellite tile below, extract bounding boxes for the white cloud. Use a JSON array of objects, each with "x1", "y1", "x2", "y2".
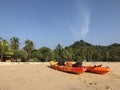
[
  {"x1": 81, "y1": 9, "x2": 90, "y2": 37},
  {"x1": 70, "y1": 0, "x2": 91, "y2": 39},
  {"x1": 53, "y1": 0, "x2": 91, "y2": 40}
]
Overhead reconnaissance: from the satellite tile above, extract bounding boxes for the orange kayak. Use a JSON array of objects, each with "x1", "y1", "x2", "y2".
[
  {"x1": 50, "y1": 65, "x2": 87, "y2": 74},
  {"x1": 85, "y1": 66, "x2": 110, "y2": 74}
]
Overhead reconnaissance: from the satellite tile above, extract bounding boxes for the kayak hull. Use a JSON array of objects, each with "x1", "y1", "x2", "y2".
[
  {"x1": 85, "y1": 66, "x2": 110, "y2": 74},
  {"x1": 51, "y1": 65, "x2": 87, "y2": 74}
]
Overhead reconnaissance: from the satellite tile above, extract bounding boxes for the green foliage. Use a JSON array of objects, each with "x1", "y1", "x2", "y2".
[
  {"x1": 54, "y1": 44, "x2": 63, "y2": 60},
  {"x1": 31, "y1": 50, "x2": 42, "y2": 60},
  {"x1": 68, "y1": 40, "x2": 120, "y2": 62},
  {"x1": 39, "y1": 47, "x2": 54, "y2": 62},
  {"x1": 0, "y1": 36, "x2": 120, "y2": 62},
  {"x1": 0, "y1": 38, "x2": 9, "y2": 61},
  {"x1": 10, "y1": 37, "x2": 20, "y2": 51},
  {"x1": 23, "y1": 39, "x2": 35, "y2": 61},
  {"x1": 12, "y1": 50, "x2": 28, "y2": 62}
]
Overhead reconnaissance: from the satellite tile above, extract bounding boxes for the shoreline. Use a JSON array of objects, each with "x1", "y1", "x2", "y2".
[{"x1": 0, "y1": 61, "x2": 119, "y2": 66}]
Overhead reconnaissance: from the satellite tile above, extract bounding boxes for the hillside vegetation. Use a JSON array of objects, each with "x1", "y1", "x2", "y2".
[{"x1": 0, "y1": 37, "x2": 120, "y2": 62}]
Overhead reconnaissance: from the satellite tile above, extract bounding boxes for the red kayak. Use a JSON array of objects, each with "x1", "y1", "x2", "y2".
[
  {"x1": 51, "y1": 64, "x2": 87, "y2": 74},
  {"x1": 85, "y1": 66, "x2": 110, "y2": 74}
]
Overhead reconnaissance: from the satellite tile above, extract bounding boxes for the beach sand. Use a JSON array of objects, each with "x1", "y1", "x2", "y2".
[{"x1": 0, "y1": 62, "x2": 119, "y2": 90}]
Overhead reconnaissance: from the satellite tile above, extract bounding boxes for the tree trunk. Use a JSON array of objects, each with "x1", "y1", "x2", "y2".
[{"x1": 0, "y1": 53, "x2": 3, "y2": 62}]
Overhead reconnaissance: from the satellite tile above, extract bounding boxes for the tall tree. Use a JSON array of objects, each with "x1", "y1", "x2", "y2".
[
  {"x1": 13, "y1": 50, "x2": 28, "y2": 62},
  {"x1": 23, "y1": 39, "x2": 34, "y2": 60},
  {"x1": 0, "y1": 38, "x2": 8, "y2": 61},
  {"x1": 54, "y1": 44, "x2": 63, "y2": 60},
  {"x1": 39, "y1": 47, "x2": 54, "y2": 61},
  {"x1": 31, "y1": 49, "x2": 42, "y2": 61},
  {"x1": 64, "y1": 47, "x2": 74, "y2": 61},
  {"x1": 10, "y1": 37, "x2": 20, "y2": 51}
]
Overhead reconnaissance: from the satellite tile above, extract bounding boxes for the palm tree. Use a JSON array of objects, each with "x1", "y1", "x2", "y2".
[
  {"x1": 10, "y1": 37, "x2": 20, "y2": 51},
  {"x1": 23, "y1": 39, "x2": 34, "y2": 60},
  {"x1": 0, "y1": 38, "x2": 8, "y2": 61}
]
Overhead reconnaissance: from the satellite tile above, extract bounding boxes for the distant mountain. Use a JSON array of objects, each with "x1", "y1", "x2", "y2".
[
  {"x1": 69, "y1": 40, "x2": 93, "y2": 48},
  {"x1": 108, "y1": 43, "x2": 120, "y2": 47},
  {"x1": 66, "y1": 40, "x2": 120, "y2": 62},
  {"x1": 69, "y1": 40, "x2": 120, "y2": 49}
]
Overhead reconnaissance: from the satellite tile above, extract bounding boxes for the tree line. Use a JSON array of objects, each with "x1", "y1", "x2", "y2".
[{"x1": 0, "y1": 37, "x2": 120, "y2": 62}]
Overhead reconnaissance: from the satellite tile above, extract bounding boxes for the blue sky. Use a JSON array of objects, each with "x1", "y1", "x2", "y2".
[{"x1": 0, "y1": 0, "x2": 120, "y2": 49}]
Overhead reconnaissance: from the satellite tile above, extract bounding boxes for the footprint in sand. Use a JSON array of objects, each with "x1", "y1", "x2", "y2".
[
  {"x1": 89, "y1": 82, "x2": 97, "y2": 86},
  {"x1": 89, "y1": 82, "x2": 93, "y2": 85},
  {"x1": 106, "y1": 86, "x2": 110, "y2": 89}
]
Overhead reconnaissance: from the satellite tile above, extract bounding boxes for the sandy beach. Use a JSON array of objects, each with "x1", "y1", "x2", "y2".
[{"x1": 0, "y1": 62, "x2": 120, "y2": 90}]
